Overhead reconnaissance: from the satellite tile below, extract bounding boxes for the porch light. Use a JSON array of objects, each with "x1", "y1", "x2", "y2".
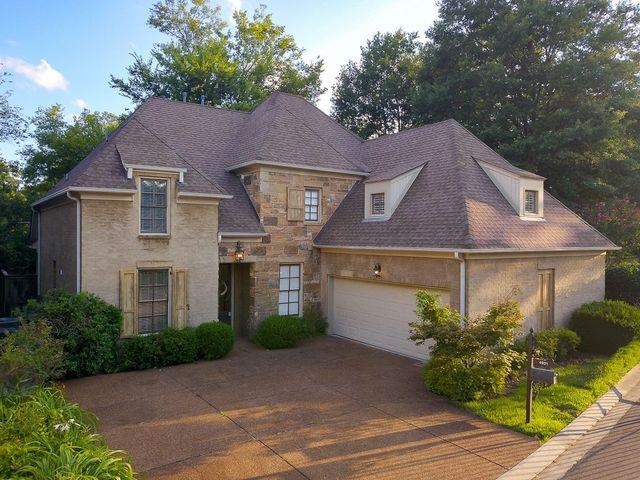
[
  {"x1": 373, "y1": 263, "x2": 382, "y2": 277},
  {"x1": 234, "y1": 241, "x2": 245, "y2": 263}
]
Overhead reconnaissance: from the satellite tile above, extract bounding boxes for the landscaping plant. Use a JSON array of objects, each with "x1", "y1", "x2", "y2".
[
  {"x1": 0, "y1": 385, "x2": 135, "y2": 479},
  {"x1": 156, "y1": 327, "x2": 199, "y2": 366},
  {"x1": 16, "y1": 290, "x2": 122, "y2": 377},
  {"x1": 0, "y1": 321, "x2": 65, "y2": 389},
  {"x1": 196, "y1": 322, "x2": 234, "y2": 360},
  {"x1": 254, "y1": 315, "x2": 303, "y2": 349},
  {"x1": 569, "y1": 300, "x2": 640, "y2": 354},
  {"x1": 300, "y1": 306, "x2": 329, "y2": 338},
  {"x1": 409, "y1": 292, "x2": 525, "y2": 402},
  {"x1": 534, "y1": 328, "x2": 581, "y2": 361},
  {"x1": 118, "y1": 335, "x2": 160, "y2": 371},
  {"x1": 605, "y1": 261, "x2": 640, "y2": 306}
]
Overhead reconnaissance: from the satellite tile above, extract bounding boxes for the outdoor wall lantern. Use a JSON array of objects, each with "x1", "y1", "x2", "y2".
[
  {"x1": 373, "y1": 263, "x2": 382, "y2": 277},
  {"x1": 234, "y1": 241, "x2": 245, "y2": 263}
]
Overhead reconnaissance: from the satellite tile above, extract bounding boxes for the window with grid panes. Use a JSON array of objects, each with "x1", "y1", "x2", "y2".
[
  {"x1": 304, "y1": 188, "x2": 320, "y2": 221},
  {"x1": 371, "y1": 193, "x2": 385, "y2": 215},
  {"x1": 140, "y1": 179, "x2": 167, "y2": 233},
  {"x1": 524, "y1": 190, "x2": 538, "y2": 214},
  {"x1": 278, "y1": 264, "x2": 300, "y2": 316},
  {"x1": 138, "y1": 269, "x2": 169, "y2": 333}
]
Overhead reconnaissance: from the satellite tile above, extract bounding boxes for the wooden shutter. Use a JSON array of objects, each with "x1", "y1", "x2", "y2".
[
  {"x1": 172, "y1": 268, "x2": 189, "y2": 329},
  {"x1": 120, "y1": 270, "x2": 138, "y2": 337},
  {"x1": 287, "y1": 187, "x2": 305, "y2": 221}
]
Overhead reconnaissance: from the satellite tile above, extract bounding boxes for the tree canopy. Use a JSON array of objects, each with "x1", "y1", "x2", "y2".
[
  {"x1": 19, "y1": 106, "x2": 120, "y2": 199},
  {"x1": 110, "y1": 0, "x2": 324, "y2": 110},
  {"x1": 331, "y1": 30, "x2": 422, "y2": 138}
]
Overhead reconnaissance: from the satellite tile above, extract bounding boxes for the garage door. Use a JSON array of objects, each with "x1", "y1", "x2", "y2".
[{"x1": 329, "y1": 277, "x2": 449, "y2": 360}]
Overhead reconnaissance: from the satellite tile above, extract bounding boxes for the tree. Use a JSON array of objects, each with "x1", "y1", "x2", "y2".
[
  {"x1": 412, "y1": 0, "x2": 640, "y2": 208},
  {"x1": 110, "y1": 0, "x2": 324, "y2": 110},
  {"x1": 0, "y1": 70, "x2": 26, "y2": 142},
  {"x1": 331, "y1": 30, "x2": 422, "y2": 138},
  {"x1": 20, "y1": 105, "x2": 120, "y2": 199}
]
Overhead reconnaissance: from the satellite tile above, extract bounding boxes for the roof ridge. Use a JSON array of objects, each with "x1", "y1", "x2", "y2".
[
  {"x1": 276, "y1": 100, "x2": 369, "y2": 173},
  {"x1": 449, "y1": 120, "x2": 474, "y2": 248},
  {"x1": 130, "y1": 117, "x2": 230, "y2": 196},
  {"x1": 147, "y1": 96, "x2": 252, "y2": 115},
  {"x1": 363, "y1": 118, "x2": 457, "y2": 144}
]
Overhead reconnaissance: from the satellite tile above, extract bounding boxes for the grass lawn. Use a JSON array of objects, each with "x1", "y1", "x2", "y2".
[{"x1": 464, "y1": 340, "x2": 640, "y2": 441}]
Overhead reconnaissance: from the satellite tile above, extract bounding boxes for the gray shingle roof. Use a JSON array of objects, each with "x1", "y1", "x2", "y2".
[{"x1": 41, "y1": 92, "x2": 615, "y2": 250}]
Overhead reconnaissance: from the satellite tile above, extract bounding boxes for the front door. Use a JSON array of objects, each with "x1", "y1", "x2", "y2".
[
  {"x1": 537, "y1": 269, "x2": 554, "y2": 330},
  {"x1": 218, "y1": 264, "x2": 232, "y2": 325}
]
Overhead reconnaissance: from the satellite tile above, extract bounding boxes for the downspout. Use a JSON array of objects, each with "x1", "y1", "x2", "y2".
[
  {"x1": 32, "y1": 207, "x2": 41, "y2": 295},
  {"x1": 454, "y1": 252, "x2": 466, "y2": 317},
  {"x1": 67, "y1": 192, "x2": 81, "y2": 293}
]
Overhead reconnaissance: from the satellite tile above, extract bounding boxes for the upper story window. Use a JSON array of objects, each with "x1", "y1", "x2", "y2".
[
  {"x1": 371, "y1": 193, "x2": 385, "y2": 215},
  {"x1": 141, "y1": 179, "x2": 167, "y2": 234},
  {"x1": 524, "y1": 190, "x2": 538, "y2": 214},
  {"x1": 304, "y1": 188, "x2": 320, "y2": 222}
]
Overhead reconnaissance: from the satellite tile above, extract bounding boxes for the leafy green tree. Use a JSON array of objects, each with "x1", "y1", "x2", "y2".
[
  {"x1": 20, "y1": 105, "x2": 120, "y2": 198},
  {"x1": 0, "y1": 71, "x2": 26, "y2": 142},
  {"x1": 412, "y1": 0, "x2": 640, "y2": 207},
  {"x1": 110, "y1": 0, "x2": 324, "y2": 110},
  {"x1": 331, "y1": 30, "x2": 422, "y2": 138}
]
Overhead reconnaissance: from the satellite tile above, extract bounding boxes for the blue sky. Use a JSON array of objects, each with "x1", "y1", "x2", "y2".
[{"x1": 0, "y1": 0, "x2": 440, "y2": 162}]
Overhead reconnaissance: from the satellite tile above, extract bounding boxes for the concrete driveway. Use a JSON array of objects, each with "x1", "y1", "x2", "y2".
[{"x1": 64, "y1": 337, "x2": 538, "y2": 479}]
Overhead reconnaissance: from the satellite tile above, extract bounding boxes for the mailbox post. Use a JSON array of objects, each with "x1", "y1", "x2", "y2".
[{"x1": 525, "y1": 328, "x2": 558, "y2": 424}]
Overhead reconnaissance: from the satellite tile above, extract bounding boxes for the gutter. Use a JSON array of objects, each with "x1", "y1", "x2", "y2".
[
  {"x1": 454, "y1": 252, "x2": 466, "y2": 317},
  {"x1": 66, "y1": 192, "x2": 81, "y2": 293},
  {"x1": 313, "y1": 244, "x2": 620, "y2": 253},
  {"x1": 33, "y1": 207, "x2": 41, "y2": 296}
]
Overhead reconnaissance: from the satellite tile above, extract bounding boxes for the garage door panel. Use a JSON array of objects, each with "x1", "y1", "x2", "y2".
[{"x1": 330, "y1": 277, "x2": 448, "y2": 360}]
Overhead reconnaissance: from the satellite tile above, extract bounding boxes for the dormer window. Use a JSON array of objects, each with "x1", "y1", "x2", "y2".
[
  {"x1": 141, "y1": 179, "x2": 168, "y2": 234},
  {"x1": 371, "y1": 193, "x2": 385, "y2": 215},
  {"x1": 524, "y1": 190, "x2": 538, "y2": 214}
]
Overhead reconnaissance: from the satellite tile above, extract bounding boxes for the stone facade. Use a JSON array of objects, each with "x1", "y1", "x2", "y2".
[
  {"x1": 466, "y1": 252, "x2": 606, "y2": 331},
  {"x1": 38, "y1": 197, "x2": 77, "y2": 293},
  {"x1": 79, "y1": 177, "x2": 219, "y2": 328},
  {"x1": 219, "y1": 166, "x2": 360, "y2": 334}
]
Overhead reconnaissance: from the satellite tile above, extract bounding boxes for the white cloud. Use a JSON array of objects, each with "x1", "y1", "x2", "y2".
[
  {"x1": 0, "y1": 56, "x2": 68, "y2": 91},
  {"x1": 73, "y1": 98, "x2": 89, "y2": 109}
]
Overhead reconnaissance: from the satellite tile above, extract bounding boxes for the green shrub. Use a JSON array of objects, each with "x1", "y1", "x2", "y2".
[
  {"x1": 254, "y1": 315, "x2": 302, "y2": 349},
  {"x1": 118, "y1": 335, "x2": 160, "y2": 371},
  {"x1": 410, "y1": 292, "x2": 525, "y2": 401},
  {"x1": 16, "y1": 290, "x2": 122, "y2": 378},
  {"x1": 606, "y1": 262, "x2": 640, "y2": 306},
  {"x1": 569, "y1": 300, "x2": 640, "y2": 354},
  {"x1": 299, "y1": 306, "x2": 328, "y2": 338},
  {"x1": 195, "y1": 322, "x2": 234, "y2": 360},
  {"x1": 156, "y1": 327, "x2": 198, "y2": 366},
  {"x1": 535, "y1": 328, "x2": 581, "y2": 361},
  {"x1": 0, "y1": 321, "x2": 65, "y2": 389},
  {"x1": 0, "y1": 385, "x2": 135, "y2": 479}
]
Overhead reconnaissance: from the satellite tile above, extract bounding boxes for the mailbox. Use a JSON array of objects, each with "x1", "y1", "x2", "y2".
[{"x1": 530, "y1": 367, "x2": 557, "y2": 385}]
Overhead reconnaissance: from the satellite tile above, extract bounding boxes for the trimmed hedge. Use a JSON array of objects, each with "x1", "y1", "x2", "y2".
[
  {"x1": 196, "y1": 322, "x2": 234, "y2": 360},
  {"x1": 569, "y1": 300, "x2": 640, "y2": 354},
  {"x1": 16, "y1": 291, "x2": 122, "y2": 378},
  {"x1": 118, "y1": 322, "x2": 234, "y2": 371},
  {"x1": 254, "y1": 315, "x2": 302, "y2": 349}
]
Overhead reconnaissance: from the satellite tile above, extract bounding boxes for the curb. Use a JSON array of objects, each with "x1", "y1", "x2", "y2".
[{"x1": 497, "y1": 361, "x2": 640, "y2": 480}]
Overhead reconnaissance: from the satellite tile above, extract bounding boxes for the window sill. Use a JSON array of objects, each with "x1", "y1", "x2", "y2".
[{"x1": 138, "y1": 234, "x2": 171, "y2": 239}]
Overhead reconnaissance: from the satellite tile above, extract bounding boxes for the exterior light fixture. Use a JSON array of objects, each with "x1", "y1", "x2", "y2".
[
  {"x1": 234, "y1": 241, "x2": 245, "y2": 263},
  {"x1": 373, "y1": 263, "x2": 382, "y2": 277}
]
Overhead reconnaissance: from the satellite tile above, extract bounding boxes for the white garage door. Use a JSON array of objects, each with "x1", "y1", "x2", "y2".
[{"x1": 329, "y1": 277, "x2": 449, "y2": 360}]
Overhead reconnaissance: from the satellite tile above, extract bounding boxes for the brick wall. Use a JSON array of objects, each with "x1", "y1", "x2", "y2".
[
  {"x1": 80, "y1": 182, "x2": 219, "y2": 327},
  {"x1": 39, "y1": 198, "x2": 77, "y2": 294},
  {"x1": 466, "y1": 252, "x2": 606, "y2": 331}
]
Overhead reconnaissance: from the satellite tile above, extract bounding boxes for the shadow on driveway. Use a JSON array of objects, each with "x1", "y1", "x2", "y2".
[{"x1": 63, "y1": 337, "x2": 538, "y2": 479}]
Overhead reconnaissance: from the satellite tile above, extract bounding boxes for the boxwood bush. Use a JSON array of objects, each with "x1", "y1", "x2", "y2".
[
  {"x1": 535, "y1": 328, "x2": 581, "y2": 361},
  {"x1": 118, "y1": 335, "x2": 160, "y2": 371},
  {"x1": 156, "y1": 327, "x2": 199, "y2": 366},
  {"x1": 16, "y1": 291, "x2": 122, "y2": 378},
  {"x1": 254, "y1": 315, "x2": 302, "y2": 349},
  {"x1": 196, "y1": 322, "x2": 234, "y2": 360},
  {"x1": 569, "y1": 300, "x2": 640, "y2": 354},
  {"x1": 0, "y1": 385, "x2": 135, "y2": 479}
]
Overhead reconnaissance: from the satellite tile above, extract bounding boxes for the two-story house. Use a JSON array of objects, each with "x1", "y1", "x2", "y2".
[{"x1": 32, "y1": 92, "x2": 617, "y2": 359}]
